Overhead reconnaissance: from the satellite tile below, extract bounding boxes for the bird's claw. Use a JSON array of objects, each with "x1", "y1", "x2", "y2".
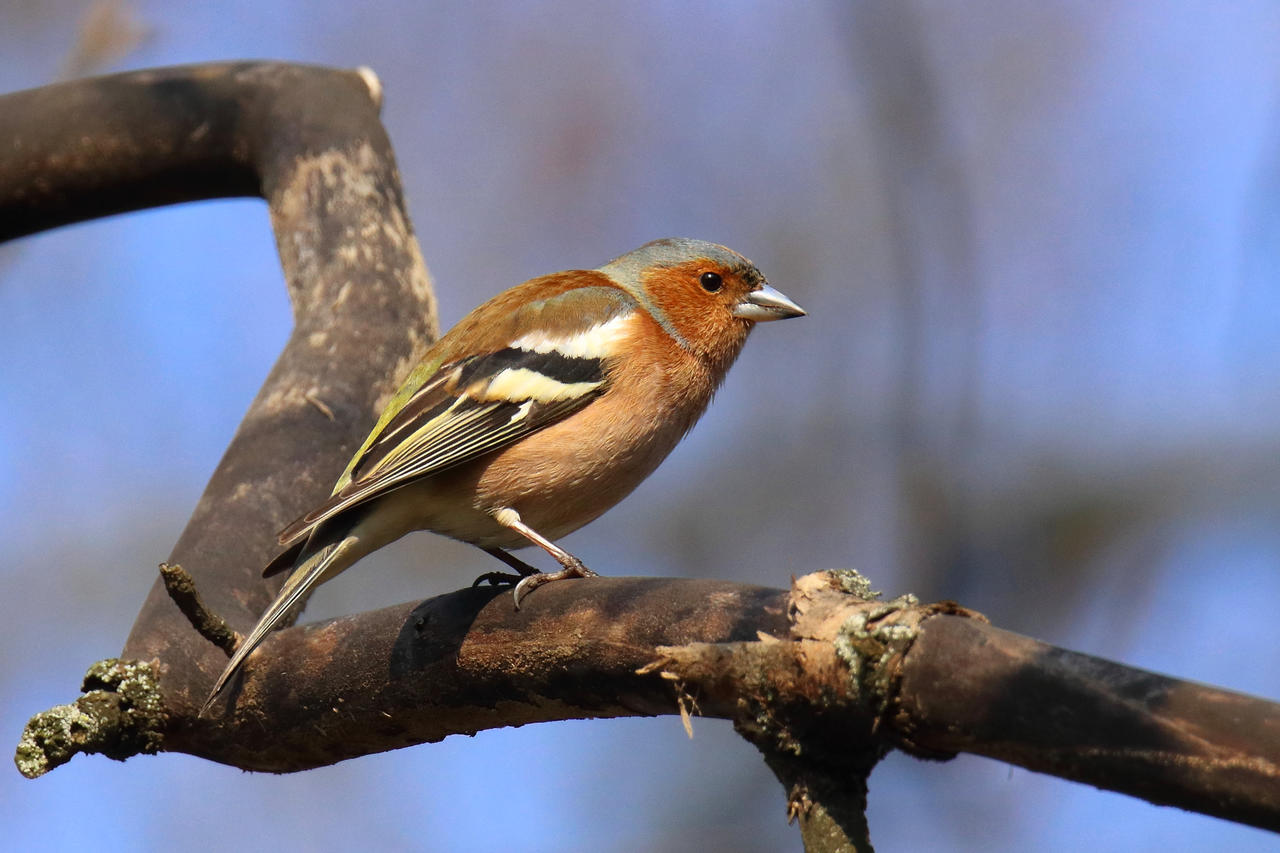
[{"x1": 511, "y1": 561, "x2": 598, "y2": 609}]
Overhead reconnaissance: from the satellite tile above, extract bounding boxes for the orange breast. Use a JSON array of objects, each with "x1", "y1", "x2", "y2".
[{"x1": 475, "y1": 312, "x2": 715, "y2": 541}]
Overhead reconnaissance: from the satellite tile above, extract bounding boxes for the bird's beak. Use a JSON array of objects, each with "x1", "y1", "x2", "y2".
[{"x1": 733, "y1": 284, "x2": 806, "y2": 321}]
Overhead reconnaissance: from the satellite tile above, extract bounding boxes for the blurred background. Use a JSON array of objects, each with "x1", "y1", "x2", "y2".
[{"x1": 2, "y1": 1, "x2": 1279, "y2": 850}]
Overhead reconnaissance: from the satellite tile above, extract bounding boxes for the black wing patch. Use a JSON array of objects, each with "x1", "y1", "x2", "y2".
[{"x1": 349, "y1": 347, "x2": 605, "y2": 481}]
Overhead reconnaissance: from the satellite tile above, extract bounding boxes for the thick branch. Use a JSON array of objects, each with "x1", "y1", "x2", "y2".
[
  {"x1": 0, "y1": 62, "x2": 438, "y2": 703},
  {"x1": 28, "y1": 569, "x2": 1277, "y2": 836},
  {"x1": 175, "y1": 577, "x2": 791, "y2": 770},
  {"x1": 893, "y1": 614, "x2": 1280, "y2": 833},
  {"x1": 0, "y1": 61, "x2": 380, "y2": 240}
]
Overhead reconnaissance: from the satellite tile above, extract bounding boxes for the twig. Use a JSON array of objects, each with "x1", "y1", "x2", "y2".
[{"x1": 159, "y1": 563, "x2": 239, "y2": 655}]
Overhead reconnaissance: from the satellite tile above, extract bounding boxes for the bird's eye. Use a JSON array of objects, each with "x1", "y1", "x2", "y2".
[{"x1": 700, "y1": 271, "x2": 723, "y2": 292}]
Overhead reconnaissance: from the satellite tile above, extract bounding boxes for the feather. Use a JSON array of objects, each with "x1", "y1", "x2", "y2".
[
  {"x1": 201, "y1": 536, "x2": 350, "y2": 715},
  {"x1": 275, "y1": 295, "x2": 637, "y2": 549}
]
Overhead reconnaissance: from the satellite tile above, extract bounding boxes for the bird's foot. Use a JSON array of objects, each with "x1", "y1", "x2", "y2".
[{"x1": 512, "y1": 559, "x2": 598, "y2": 609}]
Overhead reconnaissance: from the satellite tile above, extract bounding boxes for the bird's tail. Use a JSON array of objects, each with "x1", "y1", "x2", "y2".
[{"x1": 199, "y1": 536, "x2": 350, "y2": 716}]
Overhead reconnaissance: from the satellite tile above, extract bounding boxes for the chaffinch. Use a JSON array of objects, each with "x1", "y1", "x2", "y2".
[{"x1": 201, "y1": 237, "x2": 804, "y2": 712}]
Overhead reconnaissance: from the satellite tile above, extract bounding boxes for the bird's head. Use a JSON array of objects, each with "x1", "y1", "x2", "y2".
[{"x1": 599, "y1": 237, "x2": 805, "y2": 366}]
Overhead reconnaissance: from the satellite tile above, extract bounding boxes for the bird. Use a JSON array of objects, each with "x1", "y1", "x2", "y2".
[{"x1": 200, "y1": 237, "x2": 805, "y2": 714}]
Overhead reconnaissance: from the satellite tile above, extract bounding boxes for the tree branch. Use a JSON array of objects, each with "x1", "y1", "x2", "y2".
[
  {"x1": 893, "y1": 613, "x2": 1280, "y2": 832},
  {"x1": 1, "y1": 61, "x2": 438, "y2": 708},
  {"x1": 20, "y1": 568, "x2": 1280, "y2": 837}
]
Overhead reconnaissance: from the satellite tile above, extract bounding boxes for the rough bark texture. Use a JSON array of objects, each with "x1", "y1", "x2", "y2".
[
  {"x1": 179, "y1": 578, "x2": 791, "y2": 769},
  {"x1": 893, "y1": 614, "x2": 1280, "y2": 832},
  {"x1": 0, "y1": 61, "x2": 438, "y2": 709}
]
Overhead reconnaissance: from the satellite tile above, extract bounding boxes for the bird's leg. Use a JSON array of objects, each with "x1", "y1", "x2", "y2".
[
  {"x1": 491, "y1": 508, "x2": 598, "y2": 608},
  {"x1": 472, "y1": 547, "x2": 541, "y2": 587}
]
